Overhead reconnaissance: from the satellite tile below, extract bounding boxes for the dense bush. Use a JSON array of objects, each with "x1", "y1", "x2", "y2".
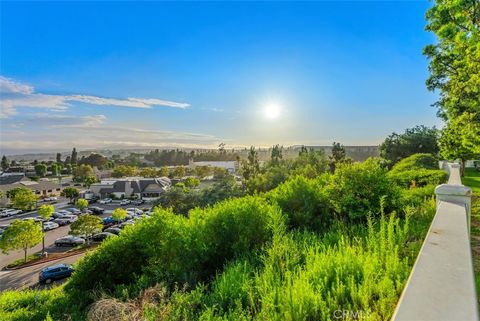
[
  {"x1": 66, "y1": 196, "x2": 282, "y2": 305},
  {"x1": 389, "y1": 153, "x2": 438, "y2": 172},
  {"x1": 267, "y1": 175, "x2": 331, "y2": 231},
  {"x1": 325, "y1": 158, "x2": 402, "y2": 221},
  {"x1": 387, "y1": 153, "x2": 447, "y2": 188}
]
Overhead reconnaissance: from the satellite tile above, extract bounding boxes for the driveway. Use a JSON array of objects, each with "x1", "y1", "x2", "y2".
[{"x1": 0, "y1": 253, "x2": 85, "y2": 291}]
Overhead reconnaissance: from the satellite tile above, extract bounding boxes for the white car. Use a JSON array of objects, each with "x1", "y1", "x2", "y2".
[
  {"x1": 125, "y1": 208, "x2": 143, "y2": 215},
  {"x1": 57, "y1": 210, "x2": 73, "y2": 215},
  {"x1": 62, "y1": 215, "x2": 78, "y2": 223},
  {"x1": 120, "y1": 200, "x2": 131, "y2": 206},
  {"x1": 65, "y1": 208, "x2": 81, "y2": 215},
  {"x1": 44, "y1": 197, "x2": 58, "y2": 202},
  {"x1": 43, "y1": 221, "x2": 59, "y2": 231},
  {"x1": 99, "y1": 198, "x2": 112, "y2": 204},
  {"x1": 0, "y1": 209, "x2": 22, "y2": 217}
]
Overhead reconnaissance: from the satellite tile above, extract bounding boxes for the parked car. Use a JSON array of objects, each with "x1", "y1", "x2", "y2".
[
  {"x1": 99, "y1": 198, "x2": 112, "y2": 204},
  {"x1": 118, "y1": 220, "x2": 135, "y2": 229},
  {"x1": 1, "y1": 209, "x2": 22, "y2": 217},
  {"x1": 104, "y1": 227, "x2": 121, "y2": 235},
  {"x1": 54, "y1": 235, "x2": 85, "y2": 247},
  {"x1": 57, "y1": 210, "x2": 72, "y2": 215},
  {"x1": 131, "y1": 199, "x2": 144, "y2": 206},
  {"x1": 53, "y1": 218, "x2": 69, "y2": 226},
  {"x1": 120, "y1": 199, "x2": 131, "y2": 206},
  {"x1": 39, "y1": 264, "x2": 74, "y2": 284},
  {"x1": 92, "y1": 232, "x2": 116, "y2": 242},
  {"x1": 23, "y1": 217, "x2": 44, "y2": 223},
  {"x1": 61, "y1": 215, "x2": 77, "y2": 223},
  {"x1": 43, "y1": 197, "x2": 58, "y2": 202},
  {"x1": 43, "y1": 221, "x2": 60, "y2": 231},
  {"x1": 65, "y1": 208, "x2": 81, "y2": 215},
  {"x1": 87, "y1": 198, "x2": 98, "y2": 204},
  {"x1": 125, "y1": 208, "x2": 142, "y2": 215},
  {"x1": 88, "y1": 206, "x2": 104, "y2": 215},
  {"x1": 52, "y1": 212, "x2": 68, "y2": 219}
]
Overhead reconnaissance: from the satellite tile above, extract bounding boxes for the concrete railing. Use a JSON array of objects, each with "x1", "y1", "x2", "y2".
[{"x1": 392, "y1": 162, "x2": 478, "y2": 321}]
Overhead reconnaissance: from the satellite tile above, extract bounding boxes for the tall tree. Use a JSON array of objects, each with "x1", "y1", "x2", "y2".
[
  {"x1": 56, "y1": 153, "x2": 62, "y2": 163},
  {"x1": 380, "y1": 126, "x2": 439, "y2": 166},
  {"x1": 75, "y1": 198, "x2": 89, "y2": 212},
  {"x1": 424, "y1": 0, "x2": 480, "y2": 120},
  {"x1": 34, "y1": 164, "x2": 47, "y2": 177},
  {"x1": 61, "y1": 187, "x2": 80, "y2": 202},
  {"x1": 74, "y1": 164, "x2": 94, "y2": 182},
  {"x1": 329, "y1": 142, "x2": 347, "y2": 172},
  {"x1": 51, "y1": 163, "x2": 62, "y2": 176},
  {"x1": 241, "y1": 146, "x2": 260, "y2": 180},
  {"x1": 439, "y1": 115, "x2": 477, "y2": 175},
  {"x1": 71, "y1": 147, "x2": 78, "y2": 166},
  {"x1": 38, "y1": 204, "x2": 55, "y2": 255},
  {"x1": 0, "y1": 219, "x2": 43, "y2": 263},
  {"x1": 270, "y1": 144, "x2": 283, "y2": 165},
  {"x1": 11, "y1": 188, "x2": 37, "y2": 210},
  {"x1": 1, "y1": 155, "x2": 8, "y2": 171},
  {"x1": 84, "y1": 175, "x2": 97, "y2": 188},
  {"x1": 70, "y1": 215, "x2": 102, "y2": 245}
]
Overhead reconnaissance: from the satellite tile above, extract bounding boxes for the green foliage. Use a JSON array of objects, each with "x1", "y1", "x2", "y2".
[
  {"x1": 139, "y1": 167, "x2": 157, "y2": 178},
  {"x1": 267, "y1": 175, "x2": 331, "y2": 231},
  {"x1": 424, "y1": 0, "x2": 480, "y2": 120},
  {"x1": 75, "y1": 198, "x2": 88, "y2": 211},
  {"x1": 380, "y1": 126, "x2": 439, "y2": 166},
  {"x1": 184, "y1": 177, "x2": 200, "y2": 188},
  {"x1": 0, "y1": 219, "x2": 43, "y2": 263},
  {"x1": 50, "y1": 163, "x2": 62, "y2": 176},
  {"x1": 240, "y1": 147, "x2": 260, "y2": 181},
  {"x1": 112, "y1": 165, "x2": 137, "y2": 178},
  {"x1": 61, "y1": 187, "x2": 79, "y2": 202},
  {"x1": 10, "y1": 188, "x2": 37, "y2": 211},
  {"x1": 194, "y1": 166, "x2": 212, "y2": 179},
  {"x1": 389, "y1": 153, "x2": 438, "y2": 172},
  {"x1": 439, "y1": 113, "x2": 479, "y2": 164},
  {"x1": 246, "y1": 164, "x2": 290, "y2": 194},
  {"x1": 270, "y1": 144, "x2": 283, "y2": 165},
  {"x1": 67, "y1": 197, "x2": 282, "y2": 303},
  {"x1": 112, "y1": 208, "x2": 128, "y2": 221},
  {"x1": 78, "y1": 153, "x2": 109, "y2": 169},
  {"x1": 1, "y1": 155, "x2": 8, "y2": 171},
  {"x1": 38, "y1": 204, "x2": 54, "y2": 220},
  {"x1": 74, "y1": 164, "x2": 94, "y2": 182},
  {"x1": 34, "y1": 164, "x2": 48, "y2": 177},
  {"x1": 83, "y1": 175, "x2": 97, "y2": 188},
  {"x1": 70, "y1": 215, "x2": 102, "y2": 245},
  {"x1": 388, "y1": 154, "x2": 447, "y2": 188},
  {"x1": 325, "y1": 158, "x2": 401, "y2": 221},
  {"x1": 172, "y1": 166, "x2": 186, "y2": 178},
  {"x1": 158, "y1": 166, "x2": 169, "y2": 177}
]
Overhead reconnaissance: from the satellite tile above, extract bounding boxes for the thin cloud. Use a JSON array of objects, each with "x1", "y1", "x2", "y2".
[{"x1": 0, "y1": 76, "x2": 190, "y2": 118}]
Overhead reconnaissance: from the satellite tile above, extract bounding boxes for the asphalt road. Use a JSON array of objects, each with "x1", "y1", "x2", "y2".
[{"x1": 0, "y1": 253, "x2": 85, "y2": 291}]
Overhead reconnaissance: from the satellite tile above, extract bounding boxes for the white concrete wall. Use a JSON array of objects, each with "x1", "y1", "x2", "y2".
[{"x1": 392, "y1": 163, "x2": 478, "y2": 321}]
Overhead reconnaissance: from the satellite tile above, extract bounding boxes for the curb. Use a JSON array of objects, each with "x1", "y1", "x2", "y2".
[{"x1": 2, "y1": 250, "x2": 88, "y2": 271}]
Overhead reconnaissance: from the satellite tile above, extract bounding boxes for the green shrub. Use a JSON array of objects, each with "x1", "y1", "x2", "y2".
[
  {"x1": 388, "y1": 153, "x2": 447, "y2": 188},
  {"x1": 389, "y1": 169, "x2": 447, "y2": 188},
  {"x1": 66, "y1": 196, "x2": 283, "y2": 306},
  {"x1": 389, "y1": 153, "x2": 439, "y2": 172},
  {"x1": 267, "y1": 175, "x2": 331, "y2": 231},
  {"x1": 325, "y1": 158, "x2": 401, "y2": 221}
]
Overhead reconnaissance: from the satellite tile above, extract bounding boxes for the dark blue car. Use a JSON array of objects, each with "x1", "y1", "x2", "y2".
[{"x1": 39, "y1": 263, "x2": 74, "y2": 284}]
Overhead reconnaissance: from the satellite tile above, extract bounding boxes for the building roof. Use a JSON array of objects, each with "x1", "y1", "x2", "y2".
[
  {"x1": 0, "y1": 180, "x2": 61, "y2": 192},
  {"x1": 0, "y1": 174, "x2": 28, "y2": 185},
  {"x1": 94, "y1": 177, "x2": 171, "y2": 194}
]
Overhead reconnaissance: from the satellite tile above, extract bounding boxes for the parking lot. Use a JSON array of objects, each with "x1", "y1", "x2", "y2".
[{"x1": 0, "y1": 200, "x2": 154, "y2": 269}]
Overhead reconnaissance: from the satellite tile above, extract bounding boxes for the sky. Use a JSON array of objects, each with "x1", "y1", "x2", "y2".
[{"x1": 0, "y1": 1, "x2": 441, "y2": 155}]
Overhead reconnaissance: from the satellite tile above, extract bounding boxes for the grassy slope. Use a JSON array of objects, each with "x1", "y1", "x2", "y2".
[{"x1": 462, "y1": 168, "x2": 480, "y2": 303}]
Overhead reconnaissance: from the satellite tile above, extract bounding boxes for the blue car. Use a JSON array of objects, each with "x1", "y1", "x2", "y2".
[{"x1": 39, "y1": 263, "x2": 74, "y2": 284}]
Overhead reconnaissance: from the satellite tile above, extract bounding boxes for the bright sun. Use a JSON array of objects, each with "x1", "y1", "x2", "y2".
[{"x1": 264, "y1": 103, "x2": 281, "y2": 120}]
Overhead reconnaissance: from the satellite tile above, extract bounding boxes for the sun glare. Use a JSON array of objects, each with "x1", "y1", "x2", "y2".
[{"x1": 264, "y1": 103, "x2": 281, "y2": 120}]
